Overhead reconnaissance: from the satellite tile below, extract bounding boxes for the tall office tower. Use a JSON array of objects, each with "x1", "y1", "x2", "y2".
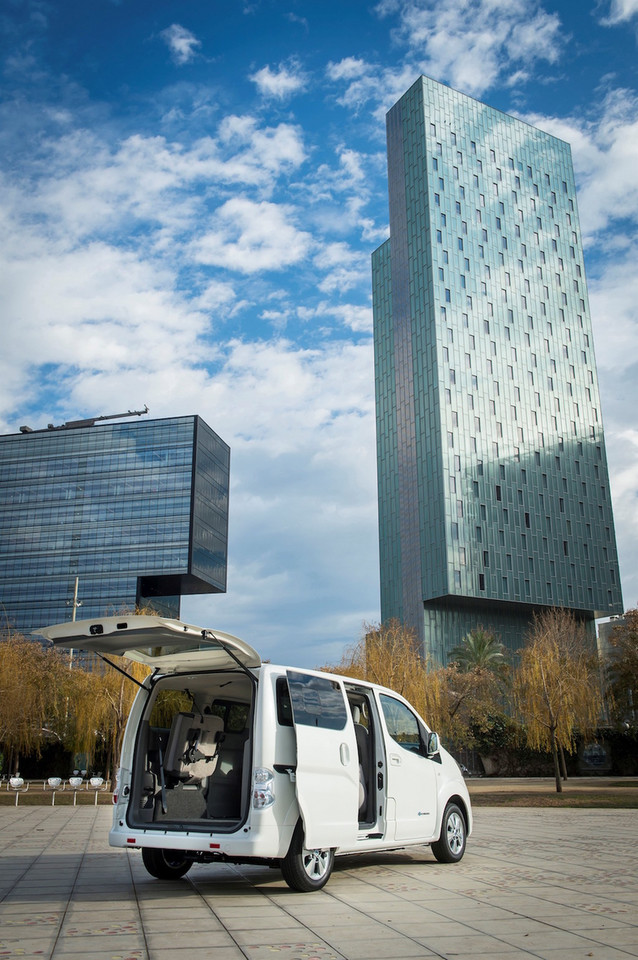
[
  {"x1": 372, "y1": 76, "x2": 623, "y2": 662},
  {"x1": 0, "y1": 414, "x2": 229, "y2": 635}
]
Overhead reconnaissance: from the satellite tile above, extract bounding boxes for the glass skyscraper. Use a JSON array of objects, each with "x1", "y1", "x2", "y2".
[
  {"x1": 373, "y1": 76, "x2": 623, "y2": 662},
  {"x1": 0, "y1": 415, "x2": 229, "y2": 634}
]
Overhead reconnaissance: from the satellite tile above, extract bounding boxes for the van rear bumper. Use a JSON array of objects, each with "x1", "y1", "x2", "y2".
[{"x1": 109, "y1": 821, "x2": 294, "y2": 861}]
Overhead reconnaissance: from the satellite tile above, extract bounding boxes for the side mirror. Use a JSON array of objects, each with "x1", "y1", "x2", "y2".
[{"x1": 426, "y1": 732, "x2": 440, "y2": 756}]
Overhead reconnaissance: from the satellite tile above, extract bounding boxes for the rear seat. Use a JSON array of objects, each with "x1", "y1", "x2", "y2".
[{"x1": 206, "y1": 729, "x2": 249, "y2": 819}]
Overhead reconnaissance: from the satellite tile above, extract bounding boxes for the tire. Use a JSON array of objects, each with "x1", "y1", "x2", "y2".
[
  {"x1": 141, "y1": 847, "x2": 192, "y2": 880},
  {"x1": 431, "y1": 802, "x2": 466, "y2": 863},
  {"x1": 281, "y1": 821, "x2": 334, "y2": 892}
]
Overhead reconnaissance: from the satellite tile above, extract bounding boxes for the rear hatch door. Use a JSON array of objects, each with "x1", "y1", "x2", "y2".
[{"x1": 37, "y1": 615, "x2": 261, "y2": 674}]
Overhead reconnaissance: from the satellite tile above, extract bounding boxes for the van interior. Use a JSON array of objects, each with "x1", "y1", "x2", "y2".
[
  {"x1": 130, "y1": 670, "x2": 255, "y2": 832},
  {"x1": 129, "y1": 672, "x2": 385, "y2": 835}
]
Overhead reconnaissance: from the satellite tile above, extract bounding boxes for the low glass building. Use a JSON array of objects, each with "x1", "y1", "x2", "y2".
[
  {"x1": 373, "y1": 76, "x2": 623, "y2": 661},
  {"x1": 0, "y1": 414, "x2": 229, "y2": 634}
]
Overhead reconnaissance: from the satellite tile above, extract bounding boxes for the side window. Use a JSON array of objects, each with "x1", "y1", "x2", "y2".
[
  {"x1": 287, "y1": 671, "x2": 348, "y2": 731},
  {"x1": 379, "y1": 694, "x2": 423, "y2": 753}
]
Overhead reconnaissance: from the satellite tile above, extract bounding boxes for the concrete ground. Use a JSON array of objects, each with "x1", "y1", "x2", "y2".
[{"x1": 0, "y1": 806, "x2": 636, "y2": 960}]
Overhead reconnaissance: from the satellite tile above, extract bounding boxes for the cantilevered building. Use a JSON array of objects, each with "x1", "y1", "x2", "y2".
[
  {"x1": 0, "y1": 413, "x2": 229, "y2": 634},
  {"x1": 372, "y1": 76, "x2": 623, "y2": 662}
]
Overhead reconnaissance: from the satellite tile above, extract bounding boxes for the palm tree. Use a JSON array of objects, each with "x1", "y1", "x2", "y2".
[{"x1": 449, "y1": 628, "x2": 506, "y2": 673}]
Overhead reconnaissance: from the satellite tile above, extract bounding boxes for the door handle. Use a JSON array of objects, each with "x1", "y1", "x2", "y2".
[
  {"x1": 390, "y1": 754, "x2": 401, "y2": 766},
  {"x1": 339, "y1": 743, "x2": 351, "y2": 766}
]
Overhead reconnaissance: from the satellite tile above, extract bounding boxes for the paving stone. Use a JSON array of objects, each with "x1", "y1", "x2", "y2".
[{"x1": 0, "y1": 806, "x2": 635, "y2": 960}]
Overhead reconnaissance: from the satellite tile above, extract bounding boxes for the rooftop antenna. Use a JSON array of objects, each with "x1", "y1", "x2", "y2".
[{"x1": 20, "y1": 406, "x2": 149, "y2": 434}]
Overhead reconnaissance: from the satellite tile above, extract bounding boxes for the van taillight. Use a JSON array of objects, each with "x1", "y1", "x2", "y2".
[{"x1": 252, "y1": 768, "x2": 275, "y2": 808}]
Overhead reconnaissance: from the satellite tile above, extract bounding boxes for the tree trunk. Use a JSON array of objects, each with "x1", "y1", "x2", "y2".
[
  {"x1": 559, "y1": 744, "x2": 568, "y2": 781},
  {"x1": 551, "y1": 731, "x2": 562, "y2": 792}
]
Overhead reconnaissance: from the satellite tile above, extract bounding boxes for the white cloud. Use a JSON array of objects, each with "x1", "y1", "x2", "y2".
[
  {"x1": 1, "y1": 240, "x2": 211, "y2": 389},
  {"x1": 521, "y1": 93, "x2": 638, "y2": 621},
  {"x1": 402, "y1": 0, "x2": 563, "y2": 94},
  {"x1": 329, "y1": 0, "x2": 564, "y2": 116},
  {"x1": 599, "y1": 0, "x2": 638, "y2": 25},
  {"x1": 603, "y1": 428, "x2": 638, "y2": 610},
  {"x1": 4, "y1": 118, "x2": 308, "y2": 256},
  {"x1": 297, "y1": 301, "x2": 372, "y2": 334},
  {"x1": 589, "y1": 242, "x2": 638, "y2": 375},
  {"x1": 249, "y1": 60, "x2": 307, "y2": 100},
  {"x1": 160, "y1": 24, "x2": 202, "y2": 65},
  {"x1": 173, "y1": 337, "x2": 378, "y2": 663},
  {"x1": 192, "y1": 197, "x2": 313, "y2": 274},
  {"x1": 524, "y1": 89, "x2": 638, "y2": 241},
  {"x1": 313, "y1": 242, "x2": 369, "y2": 294},
  {"x1": 326, "y1": 57, "x2": 370, "y2": 82}
]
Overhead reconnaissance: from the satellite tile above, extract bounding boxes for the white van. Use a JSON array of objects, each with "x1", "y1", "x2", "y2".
[{"x1": 41, "y1": 615, "x2": 472, "y2": 891}]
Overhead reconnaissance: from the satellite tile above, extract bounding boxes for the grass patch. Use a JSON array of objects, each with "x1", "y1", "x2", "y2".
[
  {"x1": 0, "y1": 790, "x2": 113, "y2": 807},
  {"x1": 470, "y1": 791, "x2": 638, "y2": 808}
]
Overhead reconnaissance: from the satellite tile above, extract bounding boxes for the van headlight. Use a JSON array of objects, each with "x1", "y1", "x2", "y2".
[{"x1": 252, "y1": 768, "x2": 275, "y2": 808}]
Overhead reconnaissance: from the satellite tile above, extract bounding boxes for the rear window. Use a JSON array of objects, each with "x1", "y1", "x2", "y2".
[{"x1": 209, "y1": 700, "x2": 250, "y2": 733}]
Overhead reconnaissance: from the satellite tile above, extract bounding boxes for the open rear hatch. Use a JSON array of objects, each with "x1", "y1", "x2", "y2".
[{"x1": 36, "y1": 615, "x2": 261, "y2": 673}]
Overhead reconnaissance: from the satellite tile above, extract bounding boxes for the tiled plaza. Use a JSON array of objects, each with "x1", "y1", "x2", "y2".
[{"x1": 1, "y1": 805, "x2": 636, "y2": 960}]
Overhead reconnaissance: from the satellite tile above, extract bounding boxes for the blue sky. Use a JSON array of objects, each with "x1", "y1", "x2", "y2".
[{"x1": 2, "y1": 0, "x2": 638, "y2": 666}]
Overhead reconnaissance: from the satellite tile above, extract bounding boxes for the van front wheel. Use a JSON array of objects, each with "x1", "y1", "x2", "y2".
[
  {"x1": 431, "y1": 803, "x2": 466, "y2": 863},
  {"x1": 141, "y1": 847, "x2": 192, "y2": 880},
  {"x1": 281, "y1": 821, "x2": 334, "y2": 892}
]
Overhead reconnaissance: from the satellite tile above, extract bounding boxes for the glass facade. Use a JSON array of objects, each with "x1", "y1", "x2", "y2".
[
  {"x1": 0, "y1": 415, "x2": 229, "y2": 634},
  {"x1": 373, "y1": 76, "x2": 623, "y2": 662}
]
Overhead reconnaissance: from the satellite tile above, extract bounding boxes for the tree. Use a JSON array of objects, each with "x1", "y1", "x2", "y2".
[
  {"x1": 94, "y1": 655, "x2": 151, "y2": 781},
  {"x1": 513, "y1": 608, "x2": 602, "y2": 792},
  {"x1": 449, "y1": 627, "x2": 507, "y2": 673},
  {"x1": 321, "y1": 619, "x2": 504, "y2": 749},
  {"x1": 606, "y1": 610, "x2": 638, "y2": 728},
  {"x1": 0, "y1": 632, "x2": 75, "y2": 773}
]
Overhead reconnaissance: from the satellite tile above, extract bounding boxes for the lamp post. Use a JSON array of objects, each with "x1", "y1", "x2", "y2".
[{"x1": 65, "y1": 576, "x2": 82, "y2": 667}]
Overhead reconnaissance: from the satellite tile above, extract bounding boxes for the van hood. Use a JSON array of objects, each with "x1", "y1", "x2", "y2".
[{"x1": 36, "y1": 615, "x2": 261, "y2": 673}]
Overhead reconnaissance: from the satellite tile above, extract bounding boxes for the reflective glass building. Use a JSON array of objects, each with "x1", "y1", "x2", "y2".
[
  {"x1": 0, "y1": 415, "x2": 229, "y2": 634},
  {"x1": 373, "y1": 77, "x2": 623, "y2": 662}
]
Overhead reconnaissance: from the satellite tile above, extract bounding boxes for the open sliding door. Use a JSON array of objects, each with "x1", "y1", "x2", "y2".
[{"x1": 286, "y1": 671, "x2": 359, "y2": 851}]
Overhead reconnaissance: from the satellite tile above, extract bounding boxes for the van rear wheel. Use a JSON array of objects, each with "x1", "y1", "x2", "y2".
[
  {"x1": 142, "y1": 847, "x2": 192, "y2": 880},
  {"x1": 431, "y1": 802, "x2": 466, "y2": 863},
  {"x1": 281, "y1": 821, "x2": 334, "y2": 892}
]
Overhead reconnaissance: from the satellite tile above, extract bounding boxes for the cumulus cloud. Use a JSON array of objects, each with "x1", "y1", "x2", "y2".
[
  {"x1": 90, "y1": 335, "x2": 378, "y2": 663},
  {"x1": 599, "y1": 0, "x2": 638, "y2": 24},
  {"x1": 603, "y1": 427, "x2": 638, "y2": 608},
  {"x1": 160, "y1": 24, "x2": 202, "y2": 65},
  {"x1": 589, "y1": 243, "x2": 638, "y2": 376},
  {"x1": 524, "y1": 91, "x2": 638, "y2": 611},
  {"x1": 328, "y1": 0, "x2": 564, "y2": 115},
  {"x1": 249, "y1": 60, "x2": 307, "y2": 99},
  {"x1": 326, "y1": 57, "x2": 369, "y2": 82},
  {"x1": 297, "y1": 302, "x2": 373, "y2": 334},
  {"x1": 3, "y1": 118, "x2": 308, "y2": 256},
  {"x1": 313, "y1": 242, "x2": 369, "y2": 294},
  {"x1": 192, "y1": 197, "x2": 313, "y2": 273},
  {"x1": 524, "y1": 89, "x2": 638, "y2": 241}
]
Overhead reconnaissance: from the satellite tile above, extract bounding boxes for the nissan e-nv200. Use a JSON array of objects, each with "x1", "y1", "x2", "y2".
[{"x1": 40, "y1": 615, "x2": 472, "y2": 892}]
